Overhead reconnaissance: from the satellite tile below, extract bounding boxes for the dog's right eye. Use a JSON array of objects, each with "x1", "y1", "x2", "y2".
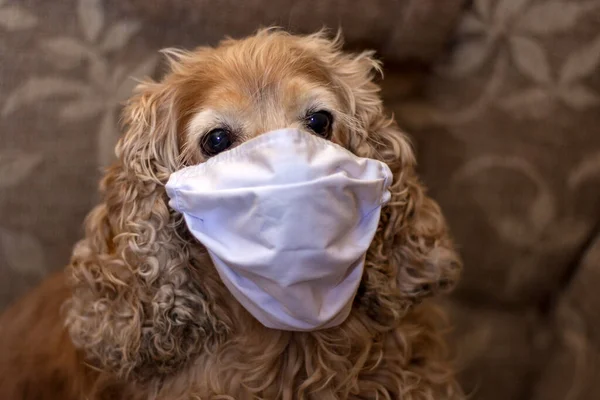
[
  {"x1": 201, "y1": 128, "x2": 233, "y2": 156},
  {"x1": 305, "y1": 110, "x2": 333, "y2": 139}
]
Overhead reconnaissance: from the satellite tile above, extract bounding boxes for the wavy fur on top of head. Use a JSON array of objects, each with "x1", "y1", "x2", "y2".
[{"x1": 64, "y1": 28, "x2": 463, "y2": 399}]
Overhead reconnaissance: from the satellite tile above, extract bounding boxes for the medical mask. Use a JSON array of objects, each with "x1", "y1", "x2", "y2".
[{"x1": 165, "y1": 128, "x2": 392, "y2": 331}]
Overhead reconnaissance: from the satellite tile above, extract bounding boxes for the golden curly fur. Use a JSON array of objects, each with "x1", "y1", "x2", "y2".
[{"x1": 0, "y1": 29, "x2": 462, "y2": 400}]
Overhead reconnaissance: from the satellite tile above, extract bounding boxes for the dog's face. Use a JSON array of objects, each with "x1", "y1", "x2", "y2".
[
  {"x1": 181, "y1": 53, "x2": 341, "y2": 163},
  {"x1": 67, "y1": 29, "x2": 461, "y2": 383},
  {"x1": 157, "y1": 31, "x2": 379, "y2": 167}
]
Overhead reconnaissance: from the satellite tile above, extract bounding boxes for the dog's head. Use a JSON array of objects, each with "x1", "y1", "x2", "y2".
[{"x1": 65, "y1": 29, "x2": 461, "y2": 382}]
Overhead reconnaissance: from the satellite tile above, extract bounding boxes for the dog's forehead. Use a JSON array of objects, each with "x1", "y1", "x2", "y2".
[
  {"x1": 176, "y1": 37, "x2": 344, "y2": 139},
  {"x1": 189, "y1": 77, "x2": 338, "y2": 138},
  {"x1": 203, "y1": 75, "x2": 324, "y2": 111},
  {"x1": 200, "y1": 37, "x2": 331, "y2": 90},
  {"x1": 174, "y1": 36, "x2": 337, "y2": 110}
]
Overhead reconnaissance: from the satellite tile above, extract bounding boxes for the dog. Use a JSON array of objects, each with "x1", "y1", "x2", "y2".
[{"x1": 0, "y1": 29, "x2": 463, "y2": 400}]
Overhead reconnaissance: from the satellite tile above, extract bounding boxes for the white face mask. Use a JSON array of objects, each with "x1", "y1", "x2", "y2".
[{"x1": 166, "y1": 128, "x2": 392, "y2": 331}]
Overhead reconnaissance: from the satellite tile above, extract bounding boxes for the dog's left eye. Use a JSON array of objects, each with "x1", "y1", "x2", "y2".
[
  {"x1": 305, "y1": 111, "x2": 333, "y2": 139},
  {"x1": 201, "y1": 128, "x2": 233, "y2": 156}
]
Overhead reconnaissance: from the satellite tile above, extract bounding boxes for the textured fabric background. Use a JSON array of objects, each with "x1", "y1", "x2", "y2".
[
  {"x1": 1, "y1": 0, "x2": 600, "y2": 399},
  {"x1": 390, "y1": 1, "x2": 600, "y2": 398}
]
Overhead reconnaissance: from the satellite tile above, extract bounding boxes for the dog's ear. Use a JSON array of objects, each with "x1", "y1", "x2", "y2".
[
  {"x1": 309, "y1": 32, "x2": 462, "y2": 325},
  {"x1": 64, "y1": 71, "x2": 231, "y2": 382}
]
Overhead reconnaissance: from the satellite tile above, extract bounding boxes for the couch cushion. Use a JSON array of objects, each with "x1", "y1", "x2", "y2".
[
  {"x1": 388, "y1": 0, "x2": 600, "y2": 307},
  {"x1": 122, "y1": 0, "x2": 466, "y2": 64},
  {"x1": 532, "y1": 232, "x2": 600, "y2": 400},
  {"x1": 441, "y1": 299, "x2": 549, "y2": 400}
]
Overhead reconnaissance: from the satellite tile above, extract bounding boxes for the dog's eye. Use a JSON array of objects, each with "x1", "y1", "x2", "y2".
[
  {"x1": 305, "y1": 111, "x2": 333, "y2": 139},
  {"x1": 201, "y1": 128, "x2": 233, "y2": 156}
]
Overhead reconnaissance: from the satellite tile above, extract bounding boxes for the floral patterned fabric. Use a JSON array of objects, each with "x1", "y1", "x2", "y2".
[
  {"x1": 2, "y1": 0, "x2": 600, "y2": 399},
  {"x1": 0, "y1": 0, "x2": 159, "y2": 307},
  {"x1": 390, "y1": 0, "x2": 600, "y2": 398},
  {"x1": 396, "y1": 0, "x2": 600, "y2": 306}
]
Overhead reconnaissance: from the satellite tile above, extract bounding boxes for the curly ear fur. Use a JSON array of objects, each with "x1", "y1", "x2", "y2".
[
  {"x1": 64, "y1": 80, "x2": 231, "y2": 382},
  {"x1": 305, "y1": 31, "x2": 462, "y2": 327}
]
